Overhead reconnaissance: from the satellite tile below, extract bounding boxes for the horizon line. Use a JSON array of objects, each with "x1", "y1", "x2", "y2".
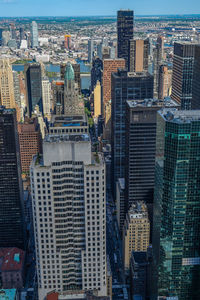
[{"x1": 1, "y1": 13, "x2": 200, "y2": 18}]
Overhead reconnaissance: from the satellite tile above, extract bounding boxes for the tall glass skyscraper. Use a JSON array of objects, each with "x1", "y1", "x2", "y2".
[
  {"x1": 117, "y1": 10, "x2": 134, "y2": 68},
  {"x1": 171, "y1": 42, "x2": 199, "y2": 110},
  {"x1": 152, "y1": 109, "x2": 200, "y2": 300},
  {"x1": 25, "y1": 63, "x2": 42, "y2": 117},
  {"x1": 192, "y1": 44, "x2": 200, "y2": 109},
  {"x1": 111, "y1": 70, "x2": 154, "y2": 194},
  {"x1": 31, "y1": 21, "x2": 39, "y2": 48},
  {"x1": 91, "y1": 57, "x2": 103, "y2": 92},
  {"x1": 0, "y1": 107, "x2": 25, "y2": 249}
]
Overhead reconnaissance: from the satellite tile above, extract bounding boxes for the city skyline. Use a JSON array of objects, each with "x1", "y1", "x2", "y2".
[{"x1": 0, "y1": 0, "x2": 200, "y2": 17}]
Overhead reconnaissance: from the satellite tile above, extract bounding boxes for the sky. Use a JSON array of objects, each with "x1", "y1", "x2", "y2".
[{"x1": 0, "y1": 0, "x2": 199, "y2": 17}]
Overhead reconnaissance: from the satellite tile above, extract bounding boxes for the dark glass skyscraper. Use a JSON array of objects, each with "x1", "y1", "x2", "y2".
[
  {"x1": 19, "y1": 27, "x2": 25, "y2": 42},
  {"x1": 152, "y1": 109, "x2": 200, "y2": 300},
  {"x1": 117, "y1": 10, "x2": 134, "y2": 68},
  {"x1": 0, "y1": 107, "x2": 25, "y2": 249},
  {"x1": 171, "y1": 42, "x2": 199, "y2": 110},
  {"x1": 192, "y1": 44, "x2": 200, "y2": 109},
  {"x1": 125, "y1": 98, "x2": 179, "y2": 231},
  {"x1": 111, "y1": 70, "x2": 153, "y2": 194},
  {"x1": 91, "y1": 57, "x2": 103, "y2": 92},
  {"x1": 25, "y1": 63, "x2": 42, "y2": 117},
  {"x1": 153, "y1": 36, "x2": 164, "y2": 98}
]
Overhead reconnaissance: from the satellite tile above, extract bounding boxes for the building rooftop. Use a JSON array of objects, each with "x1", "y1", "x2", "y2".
[
  {"x1": 0, "y1": 106, "x2": 15, "y2": 115},
  {"x1": 0, "y1": 248, "x2": 25, "y2": 272},
  {"x1": 0, "y1": 289, "x2": 17, "y2": 300},
  {"x1": 128, "y1": 202, "x2": 148, "y2": 220},
  {"x1": 160, "y1": 109, "x2": 200, "y2": 124},
  {"x1": 113, "y1": 69, "x2": 153, "y2": 79},
  {"x1": 44, "y1": 133, "x2": 90, "y2": 143},
  {"x1": 47, "y1": 291, "x2": 110, "y2": 300},
  {"x1": 50, "y1": 115, "x2": 87, "y2": 128},
  {"x1": 127, "y1": 97, "x2": 179, "y2": 109}
]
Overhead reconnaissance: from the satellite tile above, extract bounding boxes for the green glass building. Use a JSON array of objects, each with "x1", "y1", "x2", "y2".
[{"x1": 152, "y1": 109, "x2": 200, "y2": 300}]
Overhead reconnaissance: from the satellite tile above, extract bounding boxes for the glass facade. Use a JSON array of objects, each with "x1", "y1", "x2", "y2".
[
  {"x1": 25, "y1": 63, "x2": 43, "y2": 117},
  {"x1": 171, "y1": 43, "x2": 198, "y2": 110},
  {"x1": 0, "y1": 107, "x2": 25, "y2": 249},
  {"x1": 152, "y1": 109, "x2": 200, "y2": 300},
  {"x1": 111, "y1": 70, "x2": 154, "y2": 194},
  {"x1": 31, "y1": 21, "x2": 38, "y2": 48},
  {"x1": 117, "y1": 10, "x2": 134, "y2": 68}
]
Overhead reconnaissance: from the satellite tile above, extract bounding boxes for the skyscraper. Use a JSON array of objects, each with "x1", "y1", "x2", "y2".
[
  {"x1": 111, "y1": 70, "x2": 154, "y2": 193},
  {"x1": 153, "y1": 36, "x2": 164, "y2": 98},
  {"x1": 152, "y1": 109, "x2": 200, "y2": 300},
  {"x1": 42, "y1": 77, "x2": 51, "y2": 116},
  {"x1": 94, "y1": 81, "x2": 102, "y2": 118},
  {"x1": 88, "y1": 39, "x2": 94, "y2": 63},
  {"x1": 123, "y1": 202, "x2": 150, "y2": 271},
  {"x1": 10, "y1": 23, "x2": 16, "y2": 40},
  {"x1": 31, "y1": 21, "x2": 39, "y2": 48},
  {"x1": 117, "y1": 10, "x2": 134, "y2": 68},
  {"x1": 128, "y1": 39, "x2": 149, "y2": 72},
  {"x1": 72, "y1": 63, "x2": 81, "y2": 93},
  {"x1": 61, "y1": 63, "x2": 81, "y2": 93},
  {"x1": 158, "y1": 65, "x2": 172, "y2": 100},
  {"x1": 0, "y1": 107, "x2": 25, "y2": 249},
  {"x1": 192, "y1": 44, "x2": 200, "y2": 109},
  {"x1": 102, "y1": 58, "x2": 125, "y2": 114},
  {"x1": 0, "y1": 59, "x2": 15, "y2": 109},
  {"x1": 52, "y1": 81, "x2": 65, "y2": 115},
  {"x1": 64, "y1": 34, "x2": 71, "y2": 50},
  {"x1": 30, "y1": 123, "x2": 107, "y2": 299},
  {"x1": 25, "y1": 63, "x2": 42, "y2": 117},
  {"x1": 125, "y1": 98, "x2": 179, "y2": 232},
  {"x1": 13, "y1": 71, "x2": 21, "y2": 108},
  {"x1": 64, "y1": 62, "x2": 84, "y2": 115},
  {"x1": 91, "y1": 57, "x2": 103, "y2": 92},
  {"x1": 18, "y1": 117, "x2": 42, "y2": 175},
  {"x1": 171, "y1": 42, "x2": 199, "y2": 110},
  {"x1": 19, "y1": 27, "x2": 25, "y2": 42}
]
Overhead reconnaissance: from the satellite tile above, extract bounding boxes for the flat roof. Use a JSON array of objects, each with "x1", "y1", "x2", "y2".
[
  {"x1": 0, "y1": 248, "x2": 25, "y2": 272},
  {"x1": 0, "y1": 289, "x2": 17, "y2": 300},
  {"x1": 127, "y1": 97, "x2": 179, "y2": 108},
  {"x1": 160, "y1": 109, "x2": 200, "y2": 124},
  {"x1": 44, "y1": 134, "x2": 90, "y2": 143},
  {"x1": 112, "y1": 70, "x2": 153, "y2": 79},
  {"x1": 50, "y1": 115, "x2": 88, "y2": 128}
]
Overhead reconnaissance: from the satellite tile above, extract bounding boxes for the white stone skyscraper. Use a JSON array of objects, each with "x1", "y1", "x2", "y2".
[
  {"x1": 42, "y1": 77, "x2": 51, "y2": 117},
  {"x1": 31, "y1": 21, "x2": 39, "y2": 48},
  {"x1": 30, "y1": 124, "x2": 107, "y2": 299}
]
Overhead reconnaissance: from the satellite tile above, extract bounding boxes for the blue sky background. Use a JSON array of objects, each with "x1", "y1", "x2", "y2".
[{"x1": 0, "y1": 0, "x2": 199, "y2": 17}]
